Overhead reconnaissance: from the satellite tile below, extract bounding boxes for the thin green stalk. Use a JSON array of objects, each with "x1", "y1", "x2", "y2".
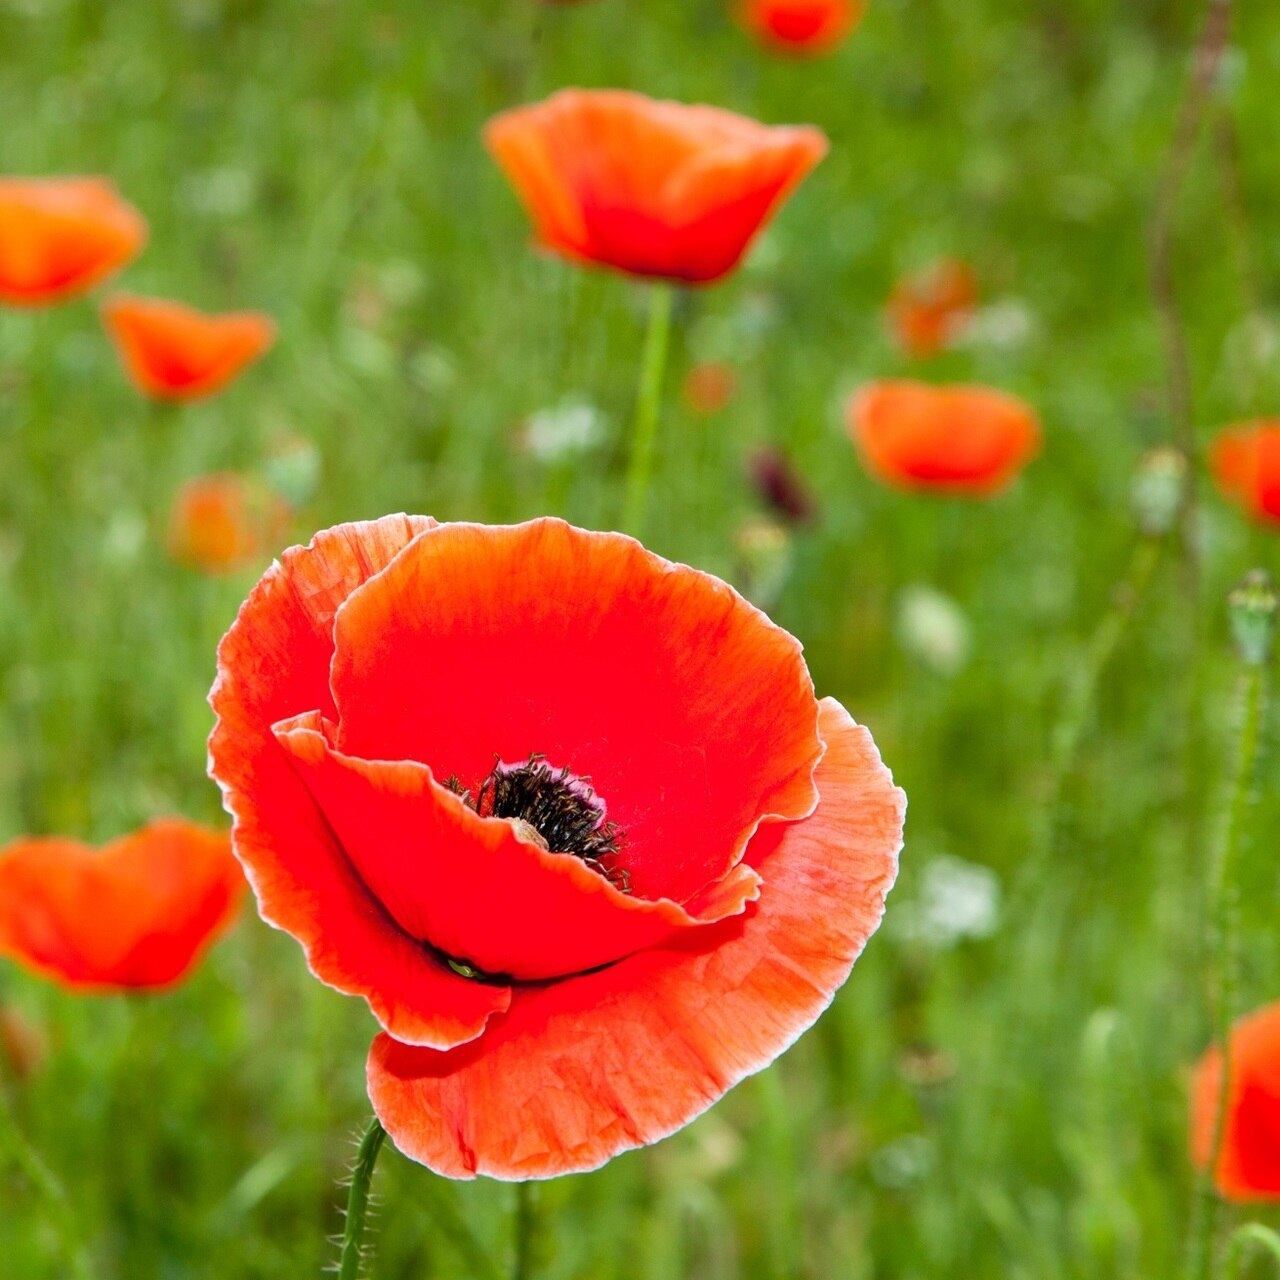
[
  {"x1": 338, "y1": 1116, "x2": 387, "y2": 1280},
  {"x1": 621, "y1": 282, "x2": 675, "y2": 537},
  {"x1": 1189, "y1": 573, "x2": 1275, "y2": 1280},
  {"x1": 1046, "y1": 534, "x2": 1163, "y2": 833},
  {"x1": 0, "y1": 1080, "x2": 93, "y2": 1280},
  {"x1": 422, "y1": 1179, "x2": 506, "y2": 1280},
  {"x1": 513, "y1": 1180, "x2": 536, "y2": 1280}
]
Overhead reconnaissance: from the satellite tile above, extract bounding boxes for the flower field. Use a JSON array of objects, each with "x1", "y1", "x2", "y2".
[{"x1": 2, "y1": 1, "x2": 1280, "y2": 1277}]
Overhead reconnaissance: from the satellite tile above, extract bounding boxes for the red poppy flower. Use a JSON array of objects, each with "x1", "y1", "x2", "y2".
[
  {"x1": 102, "y1": 294, "x2": 275, "y2": 401},
  {"x1": 737, "y1": 0, "x2": 865, "y2": 56},
  {"x1": 1190, "y1": 1002, "x2": 1280, "y2": 1201},
  {"x1": 887, "y1": 259, "x2": 977, "y2": 357},
  {"x1": 208, "y1": 516, "x2": 903, "y2": 1179},
  {"x1": 169, "y1": 473, "x2": 291, "y2": 576},
  {"x1": 0, "y1": 820, "x2": 242, "y2": 992},
  {"x1": 0, "y1": 177, "x2": 146, "y2": 307},
  {"x1": 484, "y1": 90, "x2": 828, "y2": 284},
  {"x1": 1211, "y1": 421, "x2": 1280, "y2": 524},
  {"x1": 848, "y1": 380, "x2": 1040, "y2": 495}
]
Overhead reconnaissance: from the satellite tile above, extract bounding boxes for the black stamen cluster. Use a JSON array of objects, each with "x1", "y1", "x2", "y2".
[{"x1": 454, "y1": 757, "x2": 630, "y2": 893}]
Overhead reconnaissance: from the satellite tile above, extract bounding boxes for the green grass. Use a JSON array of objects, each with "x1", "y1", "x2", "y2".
[{"x1": 2, "y1": 0, "x2": 1280, "y2": 1275}]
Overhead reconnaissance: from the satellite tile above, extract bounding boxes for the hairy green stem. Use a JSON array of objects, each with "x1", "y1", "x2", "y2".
[
  {"x1": 1189, "y1": 660, "x2": 1268, "y2": 1280},
  {"x1": 0, "y1": 1080, "x2": 93, "y2": 1280},
  {"x1": 622, "y1": 282, "x2": 674, "y2": 537},
  {"x1": 513, "y1": 1180, "x2": 536, "y2": 1280},
  {"x1": 338, "y1": 1116, "x2": 387, "y2": 1280}
]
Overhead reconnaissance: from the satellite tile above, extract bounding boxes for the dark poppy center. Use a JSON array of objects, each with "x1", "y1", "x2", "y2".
[{"x1": 447, "y1": 756, "x2": 630, "y2": 893}]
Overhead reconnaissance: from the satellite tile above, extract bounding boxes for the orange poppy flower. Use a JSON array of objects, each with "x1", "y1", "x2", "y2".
[
  {"x1": 0, "y1": 177, "x2": 146, "y2": 307},
  {"x1": 169, "y1": 473, "x2": 291, "y2": 575},
  {"x1": 0, "y1": 819, "x2": 242, "y2": 992},
  {"x1": 102, "y1": 294, "x2": 275, "y2": 401},
  {"x1": 1211, "y1": 420, "x2": 1280, "y2": 524},
  {"x1": 682, "y1": 361, "x2": 738, "y2": 415},
  {"x1": 848, "y1": 380, "x2": 1040, "y2": 495},
  {"x1": 738, "y1": 0, "x2": 865, "y2": 56},
  {"x1": 887, "y1": 258, "x2": 977, "y2": 357},
  {"x1": 485, "y1": 90, "x2": 828, "y2": 284},
  {"x1": 1190, "y1": 1002, "x2": 1280, "y2": 1201},
  {"x1": 208, "y1": 515, "x2": 904, "y2": 1178}
]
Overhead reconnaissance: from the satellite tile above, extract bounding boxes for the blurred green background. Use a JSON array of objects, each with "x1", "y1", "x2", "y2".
[{"x1": 2, "y1": 0, "x2": 1280, "y2": 1275}]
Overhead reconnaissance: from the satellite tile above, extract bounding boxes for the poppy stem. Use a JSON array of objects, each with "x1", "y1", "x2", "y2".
[
  {"x1": 622, "y1": 282, "x2": 675, "y2": 537},
  {"x1": 513, "y1": 1180, "x2": 537, "y2": 1279},
  {"x1": 0, "y1": 1079, "x2": 93, "y2": 1280},
  {"x1": 337, "y1": 1115, "x2": 387, "y2": 1280},
  {"x1": 1188, "y1": 572, "x2": 1275, "y2": 1280},
  {"x1": 1046, "y1": 532, "x2": 1163, "y2": 827}
]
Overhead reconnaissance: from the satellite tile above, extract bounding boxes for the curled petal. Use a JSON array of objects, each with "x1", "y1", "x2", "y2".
[
  {"x1": 367, "y1": 698, "x2": 904, "y2": 1179},
  {"x1": 330, "y1": 518, "x2": 822, "y2": 904},
  {"x1": 209, "y1": 515, "x2": 512, "y2": 1047},
  {"x1": 274, "y1": 712, "x2": 759, "y2": 982}
]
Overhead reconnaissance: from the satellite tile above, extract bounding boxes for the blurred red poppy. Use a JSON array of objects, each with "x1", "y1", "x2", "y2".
[
  {"x1": 0, "y1": 177, "x2": 146, "y2": 307},
  {"x1": 103, "y1": 294, "x2": 275, "y2": 401},
  {"x1": 738, "y1": 0, "x2": 864, "y2": 56},
  {"x1": 1211, "y1": 420, "x2": 1280, "y2": 524},
  {"x1": 169, "y1": 473, "x2": 291, "y2": 576},
  {"x1": 485, "y1": 90, "x2": 827, "y2": 284},
  {"x1": 848, "y1": 380, "x2": 1039, "y2": 495},
  {"x1": 887, "y1": 258, "x2": 977, "y2": 357},
  {"x1": 683, "y1": 361, "x2": 738, "y2": 415},
  {"x1": 208, "y1": 515, "x2": 903, "y2": 1178},
  {"x1": 0, "y1": 820, "x2": 242, "y2": 992},
  {"x1": 1191, "y1": 1002, "x2": 1280, "y2": 1201}
]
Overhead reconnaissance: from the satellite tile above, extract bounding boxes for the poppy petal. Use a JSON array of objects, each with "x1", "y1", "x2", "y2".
[
  {"x1": 0, "y1": 820, "x2": 242, "y2": 991},
  {"x1": 209, "y1": 515, "x2": 511, "y2": 1047},
  {"x1": 738, "y1": 0, "x2": 863, "y2": 54},
  {"x1": 366, "y1": 697, "x2": 903, "y2": 1179},
  {"x1": 273, "y1": 712, "x2": 760, "y2": 982},
  {"x1": 849, "y1": 380, "x2": 1040, "y2": 494},
  {"x1": 485, "y1": 91, "x2": 827, "y2": 283},
  {"x1": 329, "y1": 518, "x2": 822, "y2": 905},
  {"x1": 1191, "y1": 1002, "x2": 1280, "y2": 1201},
  {"x1": 1210, "y1": 421, "x2": 1280, "y2": 524},
  {"x1": 0, "y1": 177, "x2": 146, "y2": 306},
  {"x1": 661, "y1": 128, "x2": 828, "y2": 282},
  {"x1": 103, "y1": 294, "x2": 276, "y2": 401}
]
